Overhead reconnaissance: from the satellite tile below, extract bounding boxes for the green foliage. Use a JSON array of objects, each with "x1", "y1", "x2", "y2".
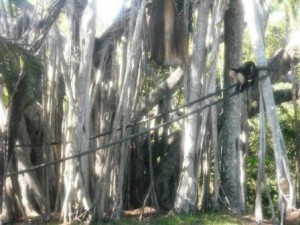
[
  {"x1": 290, "y1": 0, "x2": 300, "y2": 16},
  {"x1": 277, "y1": 103, "x2": 297, "y2": 166},
  {"x1": 143, "y1": 61, "x2": 170, "y2": 95},
  {"x1": 243, "y1": 32, "x2": 255, "y2": 62},
  {"x1": 0, "y1": 37, "x2": 42, "y2": 106},
  {"x1": 247, "y1": 116, "x2": 277, "y2": 215},
  {"x1": 243, "y1": 15, "x2": 285, "y2": 62},
  {"x1": 247, "y1": 100, "x2": 296, "y2": 216},
  {"x1": 265, "y1": 22, "x2": 285, "y2": 58}
]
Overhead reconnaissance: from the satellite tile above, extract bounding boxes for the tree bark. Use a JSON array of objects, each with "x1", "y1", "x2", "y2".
[
  {"x1": 111, "y1": 1, "x2": 146, "y2": 219},
  {"x1": 16, "y1": 119, "x2": 43, "y2": 218},
  {"x1": 255, "y1": 92, "x2": 267, "y2": 224},
  {"x1": 242, "y1": 0, "x2": 296, "y2": 218},
  {"x1": 61, "y1": 0, "x2": 95, "y2": 222},
  {"x1": 29, "y1": 0, "x2": 67, "y2": 52},
  {"x1": 199, "y1": 0, "x2": 226, "y2": 210},
  {"x1": 0, "y1": 80, "x2": 6, "y2": 222},
  {"x1": 221, "y1": 0, "x2": 245, "y2": 214},
  {"x1": 0, "y1": 0, "x2": 66, "y2": 221},
  {"x1": 174, "y1": 0, "x2": 210, "y2": 214}
]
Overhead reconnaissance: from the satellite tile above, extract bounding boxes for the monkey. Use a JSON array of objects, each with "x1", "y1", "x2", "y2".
[
  {"x1": 229, "y1": 61, "x2": 271, "y2": 93},
  {"x1": 229, "y1": 61, "x2": 259, "y2": 93}
]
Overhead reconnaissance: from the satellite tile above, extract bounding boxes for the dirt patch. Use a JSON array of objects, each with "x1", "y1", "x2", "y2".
[{"x1": 240, "y1": 215, "x2": 273, "y2": 225}]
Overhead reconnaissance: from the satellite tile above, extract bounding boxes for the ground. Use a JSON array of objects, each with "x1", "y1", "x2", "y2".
[{"x1": 9, "y1": 210, "x2": 274, "y2": 225}]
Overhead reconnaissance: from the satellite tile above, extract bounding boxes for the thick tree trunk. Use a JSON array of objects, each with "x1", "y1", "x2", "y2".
[
  {"x1": 174, "y1": 0, "x2": 210, "y2": 214},
  {"x1": 4, "y1": 69, "x2": 28, "y2": 221},
  {"x1": 198, "y1": 0, "x2": 226, "y2": 210},
  {"x1": 111, "y1": 1, "x2": 146, "y2": 219},
  {"x1": 221, "y1": 0, "x2": 245, "y2": 214},
  {"x1": 16, "y1": 118, "x2": 44, "y2": 218},
  {"x1": 0, "y1": 0, "x2": 66, "y2": 221},
  {"x1": 61, "y1": 0, "x2": 95, "y2": 222}
]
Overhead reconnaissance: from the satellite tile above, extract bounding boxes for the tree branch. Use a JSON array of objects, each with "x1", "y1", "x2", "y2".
[
  {"x1": 30, "y1": 0, "x2": 67, "y2": 52},
  {"x1": 133, "y1": 66, "x2": 184, "y2": 122},
  {"x1": 249, "y1": 89, "x2": 292, "y2": 117}
]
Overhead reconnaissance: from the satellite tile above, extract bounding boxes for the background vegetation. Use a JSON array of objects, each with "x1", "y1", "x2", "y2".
[{"x1": 0, "y1": 0, "x2": 300, "y2": 224}]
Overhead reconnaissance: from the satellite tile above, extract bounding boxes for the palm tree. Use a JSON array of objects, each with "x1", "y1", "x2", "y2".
[{"x1": 0, "y1": 36, "x2": 43, "y2": 222}]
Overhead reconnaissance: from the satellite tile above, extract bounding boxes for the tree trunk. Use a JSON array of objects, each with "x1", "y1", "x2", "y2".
[
  {"x1": 198, "y1": 0, "x2": 226, "y2": 211},
  {"x1": 242, "y1": 0, "x2": 296, "y2": 218},
  {"x1": 255, "y1": 92, "x2": 267, "y2": 224},
  {"x1": 16, "y1": 118, "x2": 44, "y2": 218},
  {"x1": 0, "y1": 81, "x2": 6, "y2": 222},
  {"x1": 221, "y1": 0, "x2": 245, "y2": 214},
  {"x1": 61, "y1": 0, "x2": 95, "y2": 222},
  {"x1": 174, "y1": 0, "x2": 210, "y2": 214},
  {"x1": 111, "y1": 0, "x2": 146, "y2": 219},
  {"x1": 292, "y1": 62, "x2": 300, "y2": 202}
]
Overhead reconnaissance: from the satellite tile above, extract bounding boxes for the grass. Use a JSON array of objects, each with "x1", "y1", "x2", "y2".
[
  {"x1": 100, "y1": 213, "x2": 244, "y2": 225},
  {"x1": 29, "y1": 212, "x2": 248, "y2": 225}
]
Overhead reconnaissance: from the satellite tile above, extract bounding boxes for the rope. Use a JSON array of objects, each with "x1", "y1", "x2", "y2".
[{"x1": 1, "y1": 73, "x2": 270, "y2": 178}]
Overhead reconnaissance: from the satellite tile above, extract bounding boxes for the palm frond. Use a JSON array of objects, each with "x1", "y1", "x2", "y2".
[{"x1": 0, "y1": 36, "x2": 42, "y2": 106}]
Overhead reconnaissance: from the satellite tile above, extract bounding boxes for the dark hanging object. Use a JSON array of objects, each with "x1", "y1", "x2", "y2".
[{"x1": 146, "y1": 0, "x2": 187, "y2": 66}]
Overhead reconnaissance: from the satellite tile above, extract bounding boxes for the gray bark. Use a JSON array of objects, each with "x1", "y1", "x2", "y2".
[
  {"x1": 255, "y1": 93, "x2": 267, "y2": 224},
  {"x1": 17, "y1": 118, "x2": 44, "y2": 215},
  {"x1": 221, "y1": 0, "x2": 245, "y2": 214},
  {"x1": 0, "y1": 0, "x2": 66, "y2": 221},
  {"x1": 29, "y1": 0, "x2": 66, "y2": 52},
  {"x1": 242, "y1": 0, "x2": 296, "y2": 217},
  {"x1": 111, "y1": 0, "x2": 146, "y2": 219},
  {"x1": 198, "y1": 0, "x2": 226, "y2": 210},
  {"x1": 0, "y1": 82, "x2": 7, "y2": 222},
  {"x1": 174, "y1": 0, "x2": 210, "y2": 214},
  {"x1": 61, "y1": 0, "x2": 95, "y2": 222}
]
